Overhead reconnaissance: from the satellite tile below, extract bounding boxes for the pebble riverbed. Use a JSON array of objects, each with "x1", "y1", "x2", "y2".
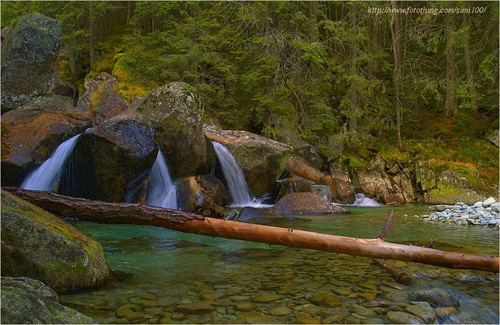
[
  {"x1": 61, "y1": 249, "x2": 499, "y2": 324},
  {"x1": 60, "y1": 207, "x2": 499, "y2": 324},
  {"x1": 416, "y1": 197, "x2": 500, "y2": 228}
]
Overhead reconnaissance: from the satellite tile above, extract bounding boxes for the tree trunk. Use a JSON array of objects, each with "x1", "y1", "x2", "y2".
[
  {"x1": 348, "y1": 5, "x2": 359, "y2": 134},
  {"x1": 391, "y1": 0, "x2": 403, "y2": 149},
  {"x1": 4, "y1": 188, "x2": 498, "y2": 273},
  {"x1": 445, "y1": 6, "x2": 458, "y2": 116},
  {"x1": 88, "y1": 4, "x2": 96, "y2": 70},
  {"x1": 462, "y1": 12, "x2": 478, "y2": 111}
]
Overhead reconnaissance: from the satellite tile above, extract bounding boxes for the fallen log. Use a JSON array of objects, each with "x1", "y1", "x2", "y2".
[
  {"x1": 3, "y1": 188, "x2": 499, "y2": 273},
  {"x1": 373, "y1": 258, "x2": 414, "y2": 285}
]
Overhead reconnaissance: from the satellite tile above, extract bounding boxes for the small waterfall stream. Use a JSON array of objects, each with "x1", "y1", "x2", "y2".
[
  {"x1": 146, "y1": 150, "x2": 178, "y2": 209},
  {"x1": 352, "y1": 193, "x2": 382, "y2": 206},
  {"x1": 212, "y1": 141, "x2": 254, "y2": 206},
  {"x1": 21, "y1": 134, "x2": 81, "y2": 191}
]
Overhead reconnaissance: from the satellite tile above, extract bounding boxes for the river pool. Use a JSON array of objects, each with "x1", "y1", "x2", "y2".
[{"x1": 60, "y1": 205, "x2": 499, "y2": 324}]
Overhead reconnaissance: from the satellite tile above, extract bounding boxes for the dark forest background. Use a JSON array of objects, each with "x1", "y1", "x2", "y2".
[{"x1": 2, "y1": 1, "x2": 498, "y2": 185}]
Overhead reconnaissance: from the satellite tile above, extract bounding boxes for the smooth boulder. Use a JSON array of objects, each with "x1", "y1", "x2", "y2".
[
  {"x1": 273, "y1": 192, "x2": 347, "y2": 215},
  {"x1": 1, "y1": 190, "x2": 112, "y2": 292},
  {"x1": 176, "y1": 175, "x2": 229, "y2": 218}
]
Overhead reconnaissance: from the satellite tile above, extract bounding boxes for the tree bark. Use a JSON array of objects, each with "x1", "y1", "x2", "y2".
[
  {"x1": 391, "y1": 0, "x2": 403, "y2": 149},
  {"x1": 445, "y1": 4, "x2": 458, "y2": 116},
  {"x1": 4, "y1": 188, "x2": 499, "y2": 273}
]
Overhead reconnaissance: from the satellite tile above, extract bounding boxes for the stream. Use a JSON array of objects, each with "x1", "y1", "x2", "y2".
[{"x1": 60, "y1": 205, "x2": 499, "y2": 324}]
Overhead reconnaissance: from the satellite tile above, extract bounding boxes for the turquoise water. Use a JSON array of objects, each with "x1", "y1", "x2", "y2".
[{"x1": 61, "y1": 205, "x2": 499, "y2": 324}]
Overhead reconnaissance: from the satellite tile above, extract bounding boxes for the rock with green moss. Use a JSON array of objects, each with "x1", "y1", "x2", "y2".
[
  {"x1": 133, "y1": 82, "x2": 211, "y2": 178},
  {"x1": 1, "y1": 276, "x2": 96, "y2": 324},
  {"x1": 1, "y1": 190, "x2": 112, "y2": 292},
  {"x1": 76, "y1": 72, "x2": 129, "y2": 124},
  {"x1": 416, "y1": 160, "x2": 489, "y2": 204}
]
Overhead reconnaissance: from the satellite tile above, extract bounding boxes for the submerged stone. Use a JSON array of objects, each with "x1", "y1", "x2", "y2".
[
  {"x1": 251, "y1": 293, "x2": 281, "y2": 303},
  {"x1": 387, "y1": 311, "x2": 425, "y2": 324},
  {"x1": 412, "y1": 288, "x2": 460, "y2": 307}
]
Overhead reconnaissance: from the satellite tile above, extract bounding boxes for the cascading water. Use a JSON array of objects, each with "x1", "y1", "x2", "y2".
[
  {"x1": 146, "y1": 150, "x2": 178, "y2": 209},
  {"x1": 212, "y1": 141, "x2": 254, "y2": 206},
  {"x1": 21, "y1": 134, "x2": 81, "y2": 191},
  {"x1": 352, "y1": 193, "x2": 382, "y2": 207},
  {"x1": 312, "y1": 184, "x2": 330, "y2": 202}
]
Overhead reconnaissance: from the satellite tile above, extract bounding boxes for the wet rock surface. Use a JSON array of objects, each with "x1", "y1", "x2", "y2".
[
  {"x1": 62, "y1": 120, "x2": 158, "y2": 202},
  {"x1": 1, "y1": 96, "x2": 90, "y2": 187}
]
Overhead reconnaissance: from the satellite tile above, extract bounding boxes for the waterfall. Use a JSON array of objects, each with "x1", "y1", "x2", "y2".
[
  {"x1": 21, "y1": 134, "x2": 81, "y2": 191},
  {"x1": 352, "y1": 193, "x2": 382, "y2": 207},
  {"x1": 147, "y1": 150, "x2": 178, "y2": 209},
  {"x1": 212, "y1": 141, "x2": 254, "y2": 206},
  {"x1": 312, "y1": 185, "x2": 330, "y2": 202}
]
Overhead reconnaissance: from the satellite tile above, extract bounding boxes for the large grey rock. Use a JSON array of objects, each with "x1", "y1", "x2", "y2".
[
  {"x1": 1, "y1": 277, "x2": 95, "y2": 324},
  {"x1": 204, "y1": 126, "x2": 293, "y2": 197},
  {"x1": 133, "y1": 82, "x2": 210, "y2": 178},
  {"x1": 1, "y1": 13, "x2": 61, "y2": 110},
  {"x1": 62, "y1": 120, "x2": 158, "y2": 202},
  {"x1": 1, "y1": 190, "x2": 112, "y2": 292}
]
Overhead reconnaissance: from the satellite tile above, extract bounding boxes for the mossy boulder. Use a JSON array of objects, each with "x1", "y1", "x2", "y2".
[
  {"x1": 1, "y1": 276, "x2": 95, "y2": 324},
  {"x1": 416, "y1": 160, "x2": 491, "y2": 204},
  {"x1": 132, "y1": 82, "x2": 211, "y2": 178},
  {"x1": 1, "y1": 12, "x2": 62, "y2": 111},
  {"x1": 1, "y1": 190, "x2": 112, "y2": 292},
  {"x1": 61, "y1": 119, "x2": 158, "y2": 202}
]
